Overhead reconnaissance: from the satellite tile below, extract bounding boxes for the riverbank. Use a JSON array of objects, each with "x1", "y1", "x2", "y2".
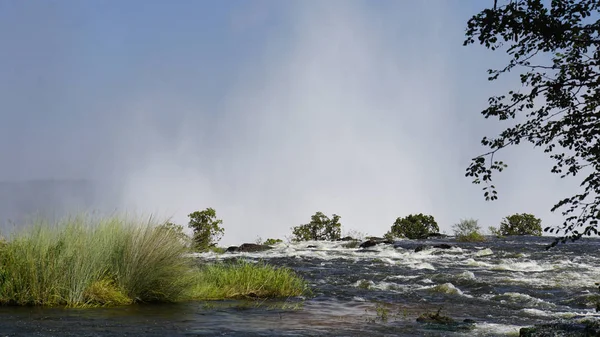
[{"x1": 0, "y1": 216, "x2": 308, "y2": 307}]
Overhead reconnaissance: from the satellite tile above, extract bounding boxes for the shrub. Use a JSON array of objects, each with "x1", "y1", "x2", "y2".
[
  {"x1": 385, "y1": 213, "x2": 439, "y2": 240},
  {"x1": 187, "y1": 208, "x2": 224, "y2": 252},
  {"x1": 499, "y1": 213, "x2": 542, "y2": 236},
  {"x1": 263, "y1": 238, "x2": 283, "y2": 246},
  {"x1": 189, "y1": 260, "x2": 309, "y2": 300},
  {"x1": 488, "y1": 226, "x2": 503, "y2": 237},
  {"x1": 452, "y1": 219, "x2": 485, "y2": 242},
  {"x1": 291, "y1": 212, "x2": 341, "y2": 241},
  {"x1": 0, "y1": 216, "x2": 194, "y2": 307}
]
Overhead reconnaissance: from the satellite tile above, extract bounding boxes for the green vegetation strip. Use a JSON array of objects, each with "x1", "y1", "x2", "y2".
[
  {"x1": 0, "y1": 216, "x2": 308, "y2": 307},
  {"x1": 190, "y1": 260, "x2": 309, "y2": 300}
]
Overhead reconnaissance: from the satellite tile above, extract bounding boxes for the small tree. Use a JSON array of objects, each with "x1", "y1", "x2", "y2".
[
  {"x1": 291, "y1": 212, "x2": 342, "y2": 241},
  {"x1": 187, "y1": 208, "x2": 224, "y2": 251},
  {"x1": 157, "y1": 221, "x2": 191, "y2": 245},
  {"x1": 453, "y1": 218, "x2": 485, "y2": 242},
  {"x1": 499, "y1": 213, "x2": 542, "y2": 236},
  {"x1": 385, "y1": 213, "x2": 439, "y2": 240}
]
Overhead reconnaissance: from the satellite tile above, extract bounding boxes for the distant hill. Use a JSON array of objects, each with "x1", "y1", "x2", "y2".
[{"x1": 0, "y1": 179, "x2": 97, "y2": 229}]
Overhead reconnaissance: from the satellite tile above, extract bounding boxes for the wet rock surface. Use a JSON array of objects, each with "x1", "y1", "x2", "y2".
[
  {"x1": 519, "y1": 318, "x2": 600, "y2": 337},
  {"x1": 413, "y1": 244, "x2": 454, "y2": 253},
  {"x1": 226, "y1": 243, "x2": 273, "y2": 253},
  {"x1": 359, "y1": 238, "x2": 394, "y2": 249}
]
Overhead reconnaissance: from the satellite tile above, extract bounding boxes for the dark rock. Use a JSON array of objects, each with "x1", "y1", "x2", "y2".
[
  {"x1": 463, "y1": 319, "x2": 476, "y2": 324},
  {"x1": 359, "y1": 240, "x2": 377, "y2": 249},
  {"x1": 359, "y1": 238, "x2": 394, "y2": 249},
  {"x1": 519, "y1": 319, "x2": 600, "y2": 337},
  {"x1": 415, "y1": 244, "x2": 454, "y2": 253},
  {"x1": 307, "y1": 245, "x2": 317, "y2": 249},
  {"x1": 239, "y1": 243, "x2": 272, "y2": 252},
  {"x1": 414, "y1": 245, "x2": 431, "y2": 253},
  {"x1": 338, "y1": 236, "x2": 355, "y2": 241},
  {"x1": 227, "y1": 243, "x2": 272, "y2": 253},
  {"x1": 426, "y1": 233, "x2": 449, "y2": 239}
]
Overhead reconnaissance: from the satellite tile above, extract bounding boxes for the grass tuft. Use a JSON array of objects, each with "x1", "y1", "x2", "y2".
[
  {"x1": 453, "y1": 219, "x2": 486, "y2": 242},
  {"x1": 456, "y1": 231, "x2": 486, "y2": 242},
  {"x1": 190, "y1": 259, "x2": 309, "y2": 300},
  {"x1": 0, "y1": 215, "x2": 194, "y2": 307},
  {"x1": 82, "y1": 278, "x2": 132, "y2": 307}
]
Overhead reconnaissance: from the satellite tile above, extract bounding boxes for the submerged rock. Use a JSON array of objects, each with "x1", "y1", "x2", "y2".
[
  {"x1": 414, "y1": 244, "x2": 454, "y2": 253},
  {"x1": 416, "y1": 310, "x2": 475, "y2": 332},
  {"x1": 416, "y1": 310, "x2": 454, "y2": 324},
  {"x1": 226, "y1": 243, "x2": 273, "y2": 253},
  {"x1": 307, "y1": 245, "x2": 317, "y2": 249}
]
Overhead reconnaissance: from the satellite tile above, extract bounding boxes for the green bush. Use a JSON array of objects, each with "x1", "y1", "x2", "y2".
[
  {"x1": 187, "y1": 208, "x2": 225, "y2": 252},
  {"x1": 291, "y1": 212, "x2": 341, "y2": 241},
  {"x1": 263, "y1": 238, "x2": 283, "y2": 245},
  {"x1": 499, "y1": 213, "x2": 542, "y2": 236},
  {"x1": 0, "y1": 216, "x2": 194, "y2": 307},
  {"x1": 452, "y1": 219, "x2": 485, "y2": 242},
  {"x1": 385, "y1": 213, "x2": 439, "y2": 240}
]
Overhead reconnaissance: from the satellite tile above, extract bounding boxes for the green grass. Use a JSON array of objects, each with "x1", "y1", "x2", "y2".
[
  {"x1": 453, "y1": 219, "x2": 486, "y2": 242},
  {"x1": 0, "y1": 216, "x2": 308, "y2": 307},
  {"x1": 0, "y1": 215, "x2": 194, "y2": 307},
  {"x1": 189, "y1": 259, "x2": 309, "y2": 300},
  {"x1": 456, "y1": 231, "x2": 486, "y2": 242}
]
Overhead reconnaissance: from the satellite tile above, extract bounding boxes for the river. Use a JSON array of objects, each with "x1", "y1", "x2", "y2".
[{"x1": 1, "y1": 236, "x2": 599, "y2": 336}]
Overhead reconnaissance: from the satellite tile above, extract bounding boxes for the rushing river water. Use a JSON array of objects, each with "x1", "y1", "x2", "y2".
[{"x1": 1, "y1": 236, "x2": 599, "y2": 336}]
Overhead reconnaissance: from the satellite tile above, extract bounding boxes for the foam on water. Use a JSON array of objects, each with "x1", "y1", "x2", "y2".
[
  {"x1": 422, "y1": 282, "x2": 472, "y2": 297},
  {"x1": 475, "y1": 248, "x2": 493, "y2": 257},
  {"x1": 472, "y1": 323, "x2": 524, "y2": 336},
  {"x1": 492, "y1": 292, "x2": 556, "y2": 309},
  {"x1": 458, "y1": 271, "x2": 476, "y2": 279}
]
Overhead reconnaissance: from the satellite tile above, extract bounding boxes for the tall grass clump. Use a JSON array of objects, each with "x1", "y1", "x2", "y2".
[
  {"x1": 0, "y1": 215, "x2": 194, "y2": 307},
  {"x1": 190, "y1": 259, "x2": 309, "y2": 300},
  {"x1": 452, "y1": 218, "x2": 486, "y2": 242}
]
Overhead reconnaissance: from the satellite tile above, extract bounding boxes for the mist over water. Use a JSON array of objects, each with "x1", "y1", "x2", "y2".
[{"x1": 0, "y1": 1, "x2": 578, "y2": 245}]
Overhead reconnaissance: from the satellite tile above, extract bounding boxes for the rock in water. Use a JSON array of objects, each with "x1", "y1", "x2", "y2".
[
  {"x1": 237, "y1": 243, "x2": 273, "y2": 252},
  {"x1": 519, "y1": 318, "x2": 600, "y2": 336},
  {"x1": 414, "y1": 245, "x2": 430, "y2": 253},
  {"x1": 359, "y1": 238, "x2": 394, "y2": 249},
  {"x1": 414, "y1": 244, "x2": 454, "y2": 253},
  {"x1": 226, "y1": 243, "x2": 273, "y2": 253}
]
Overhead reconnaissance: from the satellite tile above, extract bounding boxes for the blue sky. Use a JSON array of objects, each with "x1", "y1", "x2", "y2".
[{"x1": 0, "y1": 0, "x2": 577, "y2": 244}]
